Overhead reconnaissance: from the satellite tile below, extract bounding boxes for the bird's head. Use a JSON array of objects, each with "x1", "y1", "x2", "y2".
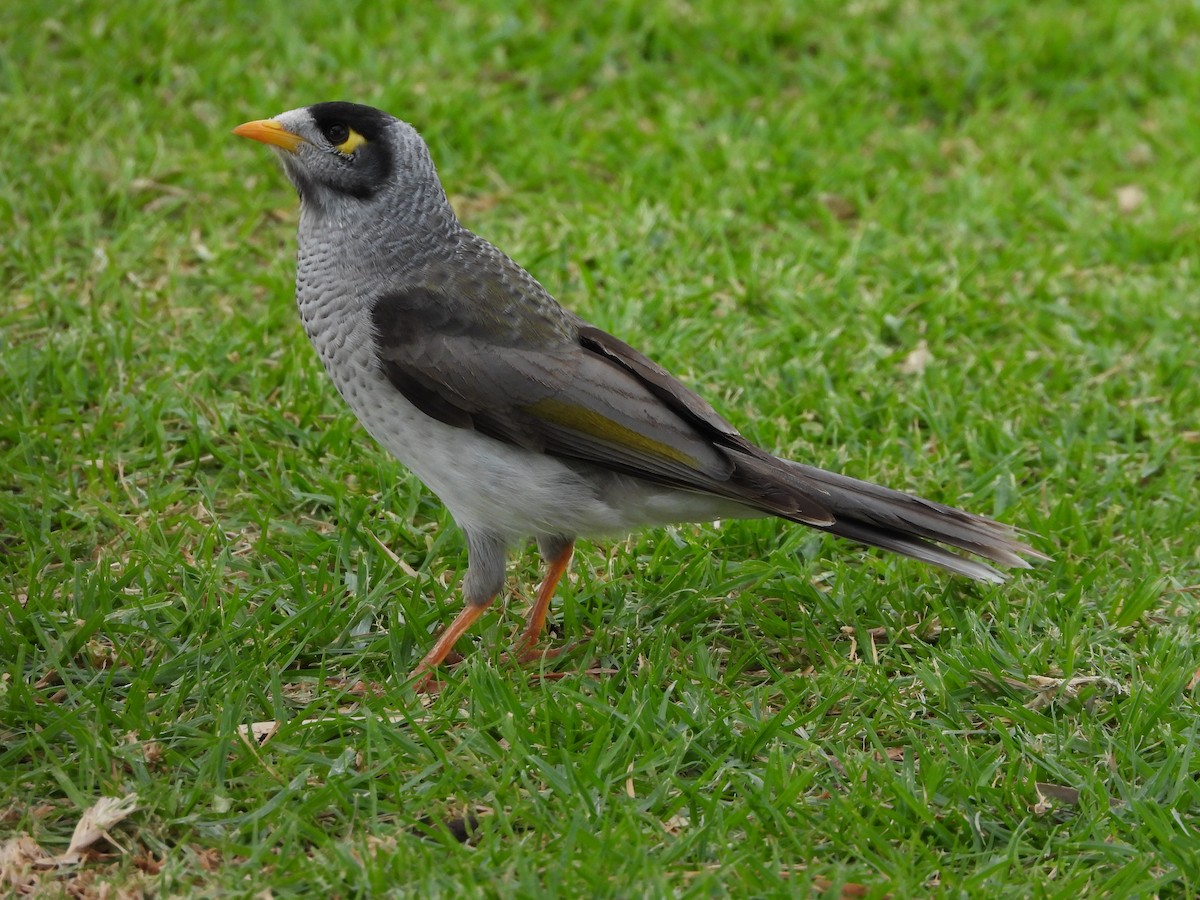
[{"x1": 234, "y1": 101, "x2": 449, "y2": 222}]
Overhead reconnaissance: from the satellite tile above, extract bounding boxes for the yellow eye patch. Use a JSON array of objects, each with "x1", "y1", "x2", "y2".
[{"x1": 336, "y1": 128, "x2": 367, "y2": 155}]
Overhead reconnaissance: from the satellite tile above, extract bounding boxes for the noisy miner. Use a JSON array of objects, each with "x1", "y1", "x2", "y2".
[{"x1": 234, "y1": 101, "x2": 1044, "y2": 689}]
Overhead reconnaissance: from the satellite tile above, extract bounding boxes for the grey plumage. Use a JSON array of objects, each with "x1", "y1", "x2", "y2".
[{"x1": 235, "y1": 102, "x2": 1045, "y2": 684}]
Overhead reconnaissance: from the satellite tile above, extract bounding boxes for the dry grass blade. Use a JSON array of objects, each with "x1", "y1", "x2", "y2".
[
  {"x1": 239, "y1": 703, "x2": 432, "y2": 746},
  {"x1": 364, "y1": 526, "x2": 420, "y2": 578},
  {"x1": 0, "y1": 835, "x2": 51, "y2": 892},
  {"x1": 54, "y1": 794, "x2": 139, "y2": 865},
  {"x1": 974, "y1": 671, "x2": 1127, "y2": 711},
  {"x1": 1, "y1": 792, "x2": 140, "y2": 894},
  {"x1": 1035, "y1": 781, "x2": 1125, "y2": 812}
]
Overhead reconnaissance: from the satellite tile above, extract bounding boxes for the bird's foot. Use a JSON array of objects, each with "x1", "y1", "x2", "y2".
[
  {"x1": 407, "y1": 666, "x2": 441, "y2": 695},
  {"x1": 501, "y1": 636, "x2": 586, "y2": 669}
]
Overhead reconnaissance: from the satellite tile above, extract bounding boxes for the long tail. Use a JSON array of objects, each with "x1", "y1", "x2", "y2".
[{"x1": 777, "y1": 460, "x2": 1046, "y2": 583}]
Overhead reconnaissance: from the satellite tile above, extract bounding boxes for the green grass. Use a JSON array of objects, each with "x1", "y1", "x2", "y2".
[{"x1": 3, "y1": 0, "x2": 1199, "y2": 895}]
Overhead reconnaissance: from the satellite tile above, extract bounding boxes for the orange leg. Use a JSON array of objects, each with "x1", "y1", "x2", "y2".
[
  {"x1": 408, "y1": 597, "x2": 495, "y2": 692},
  {"x1": 510, "y1": 540, "x2": 575, "y2": 663}
]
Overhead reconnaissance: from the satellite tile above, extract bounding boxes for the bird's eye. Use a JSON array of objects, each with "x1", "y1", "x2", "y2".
[
  {"x1": 321, "y1": 122, "x2": 367, "y2": 156},
  {"x1": 322, "y1": 122, "x2": 350, "y2": 145}
]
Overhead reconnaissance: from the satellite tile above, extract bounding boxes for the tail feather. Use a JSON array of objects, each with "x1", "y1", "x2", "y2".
[{"x1": 779, "y1": 460, "x2": 1046, "y2": 583}]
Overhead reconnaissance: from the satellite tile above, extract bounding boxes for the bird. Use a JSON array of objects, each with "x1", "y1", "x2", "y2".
[{"x1": 233, "y1": 101, "x2": 1044, "y2": 690}]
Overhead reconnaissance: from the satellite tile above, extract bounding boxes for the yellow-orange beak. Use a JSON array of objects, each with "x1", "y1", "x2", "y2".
[{"x1": 232, "y1": 118, "x2": 304, "y2": 153}]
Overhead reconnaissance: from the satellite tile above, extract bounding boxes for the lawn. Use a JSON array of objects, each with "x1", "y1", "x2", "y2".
[{"x1": 2, "y1": 1, "x2": 1199, "y2": 896}]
